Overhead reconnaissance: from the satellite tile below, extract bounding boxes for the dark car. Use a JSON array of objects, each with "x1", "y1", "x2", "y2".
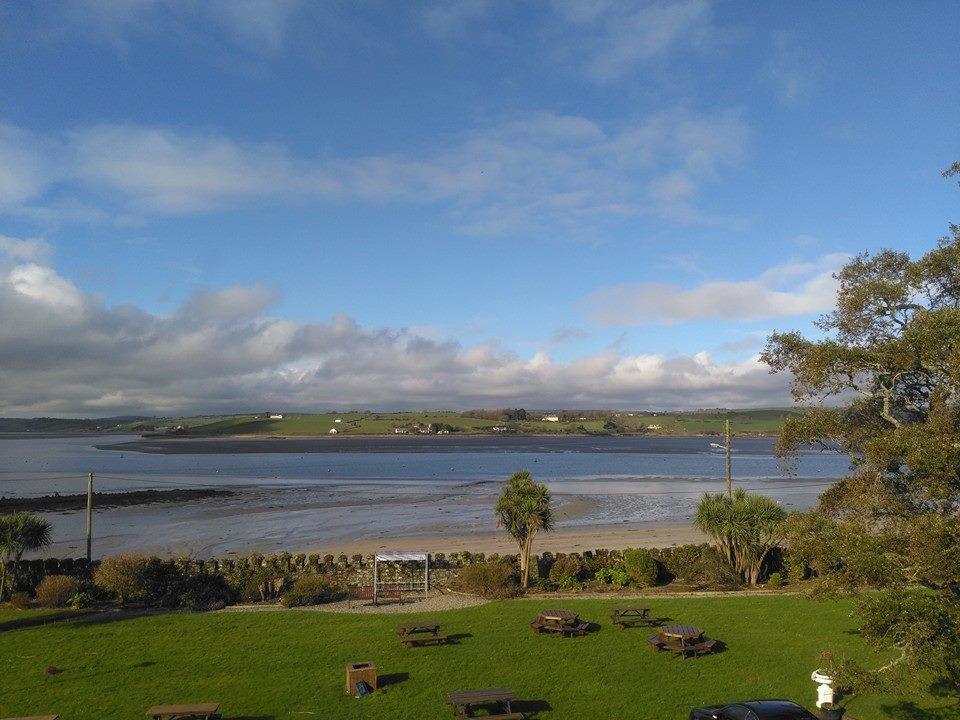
[{"x1": 690, "y1": 700, "x2": 819, "y2": 720}]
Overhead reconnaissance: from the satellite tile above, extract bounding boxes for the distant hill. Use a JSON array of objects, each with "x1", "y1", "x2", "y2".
[
  {"x1": 114, "y1": 408, "x2": 802, "y2": 437},
  {"x1": 0, "y1": 409, "x2": 802, "y2": 437},
  {"x1": 0, "y1": 416, "x2": 149, "y2": 433}
]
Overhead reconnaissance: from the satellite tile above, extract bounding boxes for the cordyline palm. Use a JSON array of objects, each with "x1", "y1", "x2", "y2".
[
  {"x1": 495, "y1": 470, "x2": 553, "y2": 588},
  {"x1": 695, "y1": 488, "x2": 785, "y2": 585},
  {"x1": 0, "y1": 512, "x2": 53, "y2": 599}
]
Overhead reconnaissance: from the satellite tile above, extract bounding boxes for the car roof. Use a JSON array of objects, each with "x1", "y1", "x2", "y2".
[{"x1": 733, "y1": 700, "x2": 814, "y2": 719}]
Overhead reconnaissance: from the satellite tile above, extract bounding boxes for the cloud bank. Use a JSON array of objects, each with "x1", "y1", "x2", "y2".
[
  {"x1": 586, "y1": 254, "x2": 847, "y2": 325},
  {"x1": 0, "y1": 108, "x2": 748, "y2": 235},
  {"x1": 0, "y1": 244, "x2": 789, "y2": 416}
]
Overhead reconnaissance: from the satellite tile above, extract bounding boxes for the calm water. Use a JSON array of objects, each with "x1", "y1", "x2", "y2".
[{"x1": 0, "y1": 434, "x2": 849, "y2": 557}]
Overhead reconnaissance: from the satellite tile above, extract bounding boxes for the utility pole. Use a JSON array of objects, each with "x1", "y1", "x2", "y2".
[
  {"x1": 85, "y1": 472, "x2": 94, "y2": 562},
  {"x1": 725, "y1": 419, "x2": 732, "y2": 497}
]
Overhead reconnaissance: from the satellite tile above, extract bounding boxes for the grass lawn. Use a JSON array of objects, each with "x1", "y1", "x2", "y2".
[{"x1": 0, "y1": 596, "x2": 948, "y2": 720}]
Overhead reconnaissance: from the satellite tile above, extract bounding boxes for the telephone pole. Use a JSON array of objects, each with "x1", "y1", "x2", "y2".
[
  {"x1": 725, "y1": 419, "x2": 732, "y2": 497},
  {"x1": 85, "y1": 472, "x2": 94, "y2": 562}
]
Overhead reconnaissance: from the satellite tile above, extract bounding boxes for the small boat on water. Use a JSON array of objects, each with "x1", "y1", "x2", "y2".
[{"x1": 709, "y1": 442, "x2": 727, "y2": 450}]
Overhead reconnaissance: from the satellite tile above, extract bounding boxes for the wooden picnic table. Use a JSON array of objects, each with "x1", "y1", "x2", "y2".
[
  {"x1": 659, "y1": 624, "x2": 703, "y2": 641},
  {"x1": 145, "y1": 703, "x2": 220, "y2": 720},
  {"x1": 444, "y1": 688, "x2": 519, "y2": 719},
  {"x1": 538, "y1": 609, "x2": 577, "y2": 624},
  {"x1": 610, "y1": 606, "x2": 651, "y2": 627},
  {"x1": 396, "y1": 619, "x2": 443, "y2": 636},
  {"x1": 531, "y1": 609, "x2": 588, "y2": 637}
]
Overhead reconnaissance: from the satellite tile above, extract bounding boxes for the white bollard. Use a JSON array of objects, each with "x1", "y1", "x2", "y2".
[{"x1": 811, "y1": 670, "x2": 835, "y2": 708}]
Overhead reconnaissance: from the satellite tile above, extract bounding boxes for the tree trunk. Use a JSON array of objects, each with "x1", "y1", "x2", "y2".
[{"x1": 518, "y1": 540, "x2": 528, "y2": 588}]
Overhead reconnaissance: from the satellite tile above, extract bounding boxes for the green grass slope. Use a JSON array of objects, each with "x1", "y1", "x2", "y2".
[{"x1": 0, "y1": 596, "x2": 946, "y2": 720}]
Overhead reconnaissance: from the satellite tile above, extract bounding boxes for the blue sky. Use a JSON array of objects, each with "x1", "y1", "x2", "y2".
[{"x1": 0, "y1": 1, "x2": 957, "y2": 415}]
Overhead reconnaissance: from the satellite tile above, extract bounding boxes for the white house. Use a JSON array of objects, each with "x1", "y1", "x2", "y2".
[
  {"x1": 334, "y1": 418, "x2": 342, "y2": 423},
  {"x1": 646, "y1": 424, "x2": 662, "y2": 431},
  {"x1": 541, "y1": 415, "x2": 560, "y2": 422},
  {"x1": 328, "y1": 428, "x2": 338, "y2": 434},
  {"x1": 269, "y1": 413, "x2": 283, "y2": 420}
]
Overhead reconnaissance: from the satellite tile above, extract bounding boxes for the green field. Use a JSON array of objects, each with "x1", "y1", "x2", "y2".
[
  {"x1": 112, "y1": 408, "x2": 801, "y2": 437},
  {"x1": 0, "y1": 596, "x2": 946, "y2": 720}
]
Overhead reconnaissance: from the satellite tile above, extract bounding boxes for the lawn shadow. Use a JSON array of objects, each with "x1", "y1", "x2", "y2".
[
  {"x1": 378, "y1": 672, "x2": 410, "y2": 688},
  {"x1": 513, "y1": 699, "x2": 552, "y2": 718},
  {"x1": 880, "y1": 700, "x2": 960, "y2": 720},
  {"x1": 447, "y1": 632, "x2": 473, "y2": 642},
  {"x1": 130, "y1": 660, "x2": 156, "y2": 669},
  {"x1": 226, "y1": 716, "x2": 275, "y2": 720},
  {"x1": 68, "y1": 608, "x2": 171, "y2": 627}
]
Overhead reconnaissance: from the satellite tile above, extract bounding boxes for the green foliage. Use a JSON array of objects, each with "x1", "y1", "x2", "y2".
[
  {"x1": 495, "y1": 470, "x2": 553, "y2": 587},
  {"x1": 694, "y1": 489, "x2": 785, "y2": 585},
  {"x1": 34, "y1": 574, "x2": 78, "y2": 608},
  {"x1": 69, "y1": 591, "x2": 92, "y2": 610},
  {"x1": 280, "y1": 575, "x2": 345, "y2": 607},
  {"x1": 766, "y1": 572, "x2": 783, "y2": 588},
  {"x1": 457, "y1": 560, "x2": 521, "y2": 599},
  {"x1": 0, "y1": 511, "x2": 53, "y2": 599},
  {"x1": 547, "y1": 555, "x2": 585, "y2": 585},
  {"x1": 623, "y1": 549, "x2": 661, "y2": 587},
  {"x1": 593, "y1": 567, "x2": 630, "y2": 586},
  {"x1": 762, "y1": 174, "x2": 960, "y2": 702}
]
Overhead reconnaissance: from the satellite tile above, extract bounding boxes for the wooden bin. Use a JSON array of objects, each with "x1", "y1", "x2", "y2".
[{"x1": 345, "y1": 661, "x2": 377, "y2": 695}]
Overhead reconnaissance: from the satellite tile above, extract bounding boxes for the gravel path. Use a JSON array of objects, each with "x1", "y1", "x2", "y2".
[{"x1": 221, "y1": 591, "x2": 488, "y2": 615}]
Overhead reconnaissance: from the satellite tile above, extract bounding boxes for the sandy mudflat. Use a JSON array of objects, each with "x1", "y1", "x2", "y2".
[{"x1": 303, "y1": 521, "x2": 709, "y2": 556}]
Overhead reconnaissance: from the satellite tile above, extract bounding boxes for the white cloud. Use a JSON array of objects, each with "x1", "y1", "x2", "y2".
[
  {"x1": 585, "y1": 253, "x2": 848, "y2": 325},
  {"x1": 551, "y1": 0, "x2": 716, "y2": 81},
  {"x1": 0, "y1": 110, "x2": 749, "y2": 234},
  {"x1": 0, "y1": 257, "x2": 791, "y2": 415},
  {"x1": 0, "y1": 235, "x2": 51, "y2": 262},
  {"x1": 762, "y1": 31, "x2": 822, "y2": 105}
]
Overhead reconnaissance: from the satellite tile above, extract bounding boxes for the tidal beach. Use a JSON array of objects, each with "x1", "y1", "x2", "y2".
[{"x1": 0, "y1": 433, "x2": 848, "y2": 558}]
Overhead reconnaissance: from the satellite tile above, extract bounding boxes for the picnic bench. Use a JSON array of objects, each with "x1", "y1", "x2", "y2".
[
  {"x1": 145, "y1": 703, "x2": 221, "y2": 720},
  {"x1": 610, "y1": 605, "x2": 652, "y2": 628},
  {"x1": 530, "y1": 609, "x2": 589, "y2": 637},
  {"x1": 348, "y1": 582, "x2": 402, "y2": 607},
  {"x1": 444, "y1": 688, "x2": 521, "y2": 719},
  {"x1": 648, "y1": 624, "x2": 717, "y2": 658},
  {"x1": 397, "y1": 619, "x2": 449, "y2": 646}
]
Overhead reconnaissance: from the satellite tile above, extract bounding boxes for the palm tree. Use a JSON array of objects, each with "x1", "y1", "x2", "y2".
[
  {"x1": 0, "y1": 512, "x2": 53, "y2": 599},
  {"x1": 495, "y1": 470, "x2": 553, "y2": 588},
  {"x1": 695, "y1": 488, "x2": 785, "y2": 585}
]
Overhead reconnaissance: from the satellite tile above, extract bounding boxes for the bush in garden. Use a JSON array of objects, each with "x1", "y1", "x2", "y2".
[
  {"x1": 94, "y1": 553, "x2": 148, "y2": 603},
  {"x1": 280, "y1": 574, "x2": 345, "y2": 607},
  {"x1": 594, "y1": 567, "x2": 630, "y2": 586},
  {"x1": 624, "y1": 548, "x2": 661, "y2": 586},
  {"x1": 35, "y1": 574, "x2": 78, "y2": 608},
  {"x1": 138, "y1": 558, "x2": 186, "y2": 607},
  {"x1": 556, "y1": 573, "x2": 581, "y2": 589},
  {"x1": 547, "y1": 555, "x2": 585, "y2": 585},
  {"x1": 240, "y1": 567, "x2": 289, "y2": 602},
  {"x1": 178, "y1": 572, "x2": 236, "y2": 611},
  {"x1": 9, "y1": 591, "x2": 32, "y2": 608},
  {"x1": 457, "y1": 560, "x2": 522, "y2": 599},
  {"x1": 766, "y1": 572, "x2": 784, "y2": 588}
]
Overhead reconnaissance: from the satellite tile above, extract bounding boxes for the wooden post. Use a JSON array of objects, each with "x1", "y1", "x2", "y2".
[
  {"x1": 85, "y1": 472, "x2": 94, "y2": 561},
  {"x1": 725, "y1": 420, "x2": 732, "y2": 498}
]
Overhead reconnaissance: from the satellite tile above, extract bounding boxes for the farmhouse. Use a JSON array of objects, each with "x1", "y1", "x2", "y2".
[
  {"x1": 541, "y1": 415, "x2": 560, "y2": 422},
  {"x1": 269, "y1": 413, "x2": 283, "y2": 420}
]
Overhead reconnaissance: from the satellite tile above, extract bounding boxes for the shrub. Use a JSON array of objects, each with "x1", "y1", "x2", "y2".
[
  {"x1": 8, "y1": 591, "x2": 32, "y2": 609},
  {"x1": 556, "y1": 573, "x2": 580, "y2": 589},
  {"x1": 281, "y1": 574, "x2": 345, "y2": 607},
  {"x1": 624, "y1": 548, "x2": 661, "y2": 586},
  {"x1": 239, "y1": 567, "x2": 289, "y2": 602},
  {"x1": 69, "y1": 591, "x2": 92, "y2": 609},
  {"x1": 35, "y1": 575, "x2": 78, "y2": 608},
  {"x1": 457, "y1": 560, "x2": 521, "y2": 599},
  {"x1": 766, "y1": 572, "x2": 784, "y2": 588},
  {"x1": 594, "y1": 567, "x2": 630, "y2": 586},
  {"x1": 178, "y1": 573, "x2": 236, "y2": 611},
  {"x1": 548, "y1": 555, "x2": 585, "y2": 585},
  {"x1": 94, "y1": 553, "x2": 147, "y2": 603}
]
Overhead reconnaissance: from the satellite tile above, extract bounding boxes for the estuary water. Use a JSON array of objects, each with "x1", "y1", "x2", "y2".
[{"x1": 0, "y1": 434, "x2": 849, "y2": 558}]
